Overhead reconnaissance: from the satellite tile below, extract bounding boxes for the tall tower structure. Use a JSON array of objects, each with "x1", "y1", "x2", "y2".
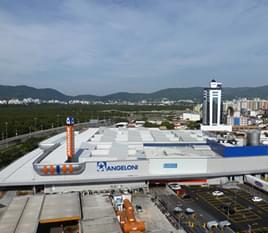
[
  {"x1": 66, "y1": 116, "x2": 75, "y2": 162},
  {"x1": 202, "y1": 80, "x2": 223, "y2": 126}
]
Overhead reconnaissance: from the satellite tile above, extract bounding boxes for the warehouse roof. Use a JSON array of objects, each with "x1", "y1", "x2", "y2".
[
  {"x1": 0, "y1": 195, "x2": 44, "y2": 233},
  {"x1": 39, "y1": 193, "x2": 81, "y2": 224},
  {"x1": 81, "y1": 194, "x2": 122, "y2": 233}
]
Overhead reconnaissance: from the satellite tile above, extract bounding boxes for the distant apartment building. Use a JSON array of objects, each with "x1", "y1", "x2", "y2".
[
  {"x1": 223, "y1": 98, "x2": 268, "y2": 112},
  {"x1": 227, "y1": 116, "x2": 248, "y2": 126}
]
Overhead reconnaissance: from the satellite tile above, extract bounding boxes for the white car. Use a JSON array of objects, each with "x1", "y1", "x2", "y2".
[
  {"x1": 122, "y1": 189, "x2": 129, "y2": 195},
  {"x1": 252, "y1": 196, "x2": 263, "y2": 202},
  {"x1": 212, "y1": 191, "x2": 224, "y2": 197},
  {"x1": 169, "y1": 183, "x2": 181, "y2": 190}
]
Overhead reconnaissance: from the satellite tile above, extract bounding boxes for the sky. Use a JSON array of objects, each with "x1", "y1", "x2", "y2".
[{"x1": 0, "y1": 0, "x2": 268, "y2": 95}]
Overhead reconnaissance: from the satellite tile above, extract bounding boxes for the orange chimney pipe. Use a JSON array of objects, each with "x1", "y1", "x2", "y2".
[{"x1": 66, "y1": 116, "x2": 75, "y2": 162}]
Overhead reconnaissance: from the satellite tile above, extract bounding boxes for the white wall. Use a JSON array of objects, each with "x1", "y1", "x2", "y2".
[
  {"x1": 207, "y1": 157, "x2": 268, "y2": 173},
  {"x1": 182, "y1": 113, "x2": 200, "y2": 122}
]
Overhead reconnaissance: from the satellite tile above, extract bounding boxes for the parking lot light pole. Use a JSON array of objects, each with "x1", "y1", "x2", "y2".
[
  {"x1": 34, "y1": 117, "x2": 37, "y2": 131},
  {"x1": 5, "y1": 121, "x2": 8, "y2": 147},
  {"x1": 248, "y1": 224, "x2": 251, "y2": 233}
]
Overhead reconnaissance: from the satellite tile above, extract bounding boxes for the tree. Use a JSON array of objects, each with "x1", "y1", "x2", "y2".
[
  {"x1": 161, "y1": 121, "x2": 174, "y2": 130},
  {"x1": 186, "y1": 121, "x2": 200, "y2": 130}
]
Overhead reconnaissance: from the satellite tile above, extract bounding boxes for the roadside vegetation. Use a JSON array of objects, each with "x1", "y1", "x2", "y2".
[
  {"x1": 0, "y1": 104, "x2": 193, "y2": 139},
  {"x1": 186, "y1": 120, "x2": 201, "y2": 129},
  {"x1": 0, "y1": 136, "x2": 46, "y2": 169}
]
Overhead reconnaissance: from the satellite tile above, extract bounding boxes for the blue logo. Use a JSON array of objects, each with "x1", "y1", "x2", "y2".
[
  {"x1": 97, "y1": 161, "x2": 107, "y2": 172},
  {"x1": 97, "y1": 161, "x2": 138, "y2": 172},
  {"x1": 66, "y1": 116, "x2": 74, "y2": 125}
]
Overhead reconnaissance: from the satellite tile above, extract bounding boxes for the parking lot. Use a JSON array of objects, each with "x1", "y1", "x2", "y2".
[
  {"x1": 150, "y1": 184, "x2": 268, "y2": 233},
  {"x1": 185, "y1": 185, "x2": 268, "y2": 233},
  {"x1": 150, "y1": 187, "x2": 228, "y2": 233}
]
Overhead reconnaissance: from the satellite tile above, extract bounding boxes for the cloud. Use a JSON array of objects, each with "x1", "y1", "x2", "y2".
[{"x1": 0, "y1": 0, "x2": 268, "y2": 95}]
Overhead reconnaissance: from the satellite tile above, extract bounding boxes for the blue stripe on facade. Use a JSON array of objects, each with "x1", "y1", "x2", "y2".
[
  {"x1": 163, "y1": 163, "x2": 178, "y2": 168},
  {"x1": 207, "y1": 139, "x2": 268, "y2": 157},
  {"x1": 144, "y1": 143, "x2": 207, "y2": 147}
]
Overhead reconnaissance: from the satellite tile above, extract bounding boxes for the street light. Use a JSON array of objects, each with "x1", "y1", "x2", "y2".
[
  {"x1": 56, "y1": 114, "x2": 60, "y2": 127},
  {"x1": 5, "y1": 121, "x2": 8, "y2": 139},
  {"x1": 34, "y1": 117, "x2": 37, "y2": 131}
]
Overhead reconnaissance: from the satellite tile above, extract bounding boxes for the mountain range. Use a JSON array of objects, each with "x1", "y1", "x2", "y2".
[{"x1": 1, "y1": 85, "x2": 268, "y2": 102}]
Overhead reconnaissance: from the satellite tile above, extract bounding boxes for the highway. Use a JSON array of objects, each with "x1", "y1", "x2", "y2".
[{"x1": 0, "y1": 121, "x2": 109, "y2": 147}]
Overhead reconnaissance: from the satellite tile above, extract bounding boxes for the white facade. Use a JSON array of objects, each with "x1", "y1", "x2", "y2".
[
  {"x1": 209, "y1": 88, "x2": 222, "y2": 126},
  {"x1": 200, "y1": 125, "x2": 232, "y2": 132},
  {"x1": 182, "y1": 113, "x2": 201, "y2": 122},
  {"x1": 0, "y1": 127, "x2": 267, "y2": 187}
]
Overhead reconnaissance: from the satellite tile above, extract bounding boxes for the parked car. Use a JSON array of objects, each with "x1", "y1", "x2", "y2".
[
  {"x1": 173, "y1": 206, "x2": 183, "y2": 213},
  {"x1": 185, "y1": 208, "x2": 195, "y2": 215},
  {"x1": 252, "y1": 196, "x2": 263, "y2": 202},
  {"x1": 135, "y1": 204, "x2": 143, "y2": 212},
  {"x1": 212, "y1": 190, "x2": 224, "y2": 197},
  {"x1": 169, "y1": 183, "x2": 181, "y2": 191},
  {"x1": 207, "y1": 220, "x2": 218, "y2": 230},
  {"x1": 219, "y1": 220, "x2": 231, "y2": 229}
]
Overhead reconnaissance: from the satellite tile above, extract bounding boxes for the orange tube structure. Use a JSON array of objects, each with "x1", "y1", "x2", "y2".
[
  {"x1": 66, "y1": 125, "x2": 74, "y2": 161},
  {"x1": 69, "y1": 164, "x2": 73, "y2": 174},
  {"x1": 123, "y1": 199, "x2": 133, "y2": 210},
  {"x1": 123, "y1": 222, "x2": 145, "y2": 233},
  {"x1": 118, "y1": 199, "x2": 145, "y2": 233},
  {"x1": 125, "y1": 209, "x2": 136, "y2": 222},
  {"x1": 50, "y1": 165, "x2": 54, "y2": 175},
  {"x1": 62, "y1": 164, "x2": 67, "y2": 174},
  {"x1": 42, "y1": 165, "x2": 48, "y2": 174}
]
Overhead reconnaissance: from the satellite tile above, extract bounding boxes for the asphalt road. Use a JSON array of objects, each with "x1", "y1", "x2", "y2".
[{"x1": 0, "y1": 121, "x2": 111, "y2": 147}]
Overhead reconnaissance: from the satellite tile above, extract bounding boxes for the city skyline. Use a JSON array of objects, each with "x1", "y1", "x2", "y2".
[{"x1": 0, "y1": 0, "x2": 268, "y2": 95}]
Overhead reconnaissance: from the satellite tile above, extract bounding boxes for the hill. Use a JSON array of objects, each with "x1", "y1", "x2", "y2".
[
  {"x1": 0, "y1": 85, "x2": 69, "y2": 101},
  {"x1": 1, "y1": 84, "x2": 268, "y2": 102}
]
